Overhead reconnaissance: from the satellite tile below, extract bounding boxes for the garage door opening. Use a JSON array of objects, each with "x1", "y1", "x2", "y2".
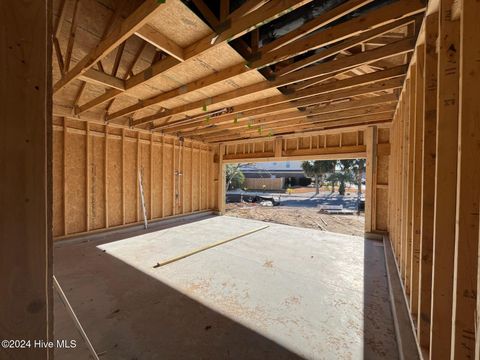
[{"x1": 224, "y1": 159, "x2": 366, "y2": 236}]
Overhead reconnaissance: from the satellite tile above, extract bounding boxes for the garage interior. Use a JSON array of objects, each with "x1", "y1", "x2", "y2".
[{"x1": 1, "y1": 0, "x2": 480, "y2": 359}]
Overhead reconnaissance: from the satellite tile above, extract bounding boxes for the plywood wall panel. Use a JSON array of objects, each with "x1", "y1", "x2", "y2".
[
  {"x1": 53, "y1": 128, "x2": 64, "y2": 237},
  {"x1": 163, "y1": 143, "x2": 173, "y2": 217},
  {"x1": 53, "y1": 119, "x2": 215, "y2": 239},
  {"x1": 139, "y1": 142, "x2": 151, "y2": 219},
  {"x1": 89, "y1": 134, "x2": 106, "y2": 230},
  {"x1": 183, "y1": 145, "x2": 192, "y2": 213},
  {"x1": 151, "y1": 143, "x2": 162, "y2": 219},
  {"x1": 108, "y1": 138, "x2": 123, "y2": 227},
  {"x1": 376, "y1": 188, "x2": 388, "y2": 231},
  {"x1": 65, "y1": 132, "x2": 86, "y2": 234},
  {"x1": 124, "y1": 139, "x2": 138, "y2": 224}
]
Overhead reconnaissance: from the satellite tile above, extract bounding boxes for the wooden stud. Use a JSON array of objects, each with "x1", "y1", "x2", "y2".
[
  {"x1": 104, "y1": 125, "x2": 109, "y2": 228},
  {"x1": 85, "y1": 122, "x2": 90, "y2": 232},
  {"x1": 161, "y1": 136, "x2": 165, "y2": 218},
  {"x1": 365, "y1": 125, "x2": 377, "y2": 233},
  {"x1": 405, "y1": 64, "x2": 417, "y2": 297},
  {"x1": 63, "y1": 119, "x2": 68, "y2": 235},
  {"x1": 1, "y1": 0, "x2": 52, "y2": 354},
  {"x1": 172, "y1": 139, "x2": 176, "y2": 215},
  {"x1": 136, "y1": 132, "x2": 140, "y2": 222},
  {"x1": 451, "y1": 0, "x2": 480, "y2": 357},
  {"x1": 191, "y1": 142, "x2": 194, "y2": 212},
  {"x1": 410, "y1": 44, "x2": 425, "y2": 320},
  {"x1": 217, "y1": 145, "x2": 226, "y2": 214},
  {"x1": 417, "y1": 12, "x2": 438, "y2": 352},
  {"x1": 121, "y1": 128, "x2": 125, "y2": 224},
  {"x1": 429, "y1": 2, "x2": 460, "y2": 358},
  {"x1": 150, "y1": 134, "x2": 153, "y2": 219}
]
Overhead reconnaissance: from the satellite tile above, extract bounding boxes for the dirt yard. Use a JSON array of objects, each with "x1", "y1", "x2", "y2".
[{"x1": 225, "y1": 203, "x2": 365, "y2": 237}]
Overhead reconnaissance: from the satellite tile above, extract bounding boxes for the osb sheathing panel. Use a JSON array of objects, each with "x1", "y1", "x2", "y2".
[
  {"x1": 89, "y1": 134, "x2": 106, "y2": 230},
  {"x1": 376, "y1": 188, "x2": 389, "y2": 231},
  {"x1": 147, "y1": 0, "x2": 210, "y2": 47},
  {"x1": 53, "y1": 118, "x2": 215, "y2": 239},
  {"x1": 65, "y1": 132, "x2": 86, "y2": 234},
  {"x1": 183, "y1": 147, "x2": 193, "y2": 213},
  {"x1": 342, "y1": 132, "x2": 358, "y2": 146},
  {"x1": 192, "y1": 150, "x2": 200, "y2": 212},
  {"x1": 52, "y1": 0, "x2": 285, "y2": 128},
  {"x1": 53, "y1": 128, "x2": 64, "y2": 237},
  {"x1": 163, "y1": 142, "x2": 174, "y2": 217},
  {"x1": 377, "y1": 155, "x2": 390, "y2": 185},
  {"x1": 326, "y1": 134, "x2": 341, "y2": 147},
  {"x1": 139, "y1": 141, "x2": 151, "y2": 216},
  {"x1": 378, "y1": 127, "x2": 390, "y2": 144},
  {"x1": 124, "y1": 138, "x2": 137, "y2": 224},
  {"x1": 107, "y1": 137, "x2": 123, "y2": 227}
]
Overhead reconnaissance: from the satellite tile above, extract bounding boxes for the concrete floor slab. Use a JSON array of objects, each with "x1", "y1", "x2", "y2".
[{"x1": 54, "y1": 216, "x2": 398, "y2": 360}]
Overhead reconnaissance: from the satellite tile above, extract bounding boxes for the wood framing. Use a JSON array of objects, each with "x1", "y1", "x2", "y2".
[
  {"x1": 51, "y1": 119, "x2": 216, "y2": 240},
  {"x1": 0, "y1": 1, "x2": 53, "y2": 358},
  {"x1": 429, "y1": 2, "x2": 460, "y2": 358}
]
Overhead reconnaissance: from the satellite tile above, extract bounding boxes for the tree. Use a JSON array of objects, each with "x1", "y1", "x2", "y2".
[
  {"x1": 351, "y1": 159, "x2": 366, "y2": 195},
  {"x1": 301, "y1": 160, "x2": 335, "y2": 194},
  {"x1": 225, "y1": 164, "x2": 245, "y2": 191},
  {"x1": 326, "y1": 160, "x2": 355, "y2": 195}
]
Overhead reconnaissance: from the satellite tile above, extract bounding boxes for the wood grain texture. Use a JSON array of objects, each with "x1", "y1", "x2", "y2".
[{"x1": 0, "y1": 0, "x2": 52, "y2": 357}]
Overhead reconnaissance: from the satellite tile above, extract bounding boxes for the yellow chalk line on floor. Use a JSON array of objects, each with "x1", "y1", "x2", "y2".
[{"x1": 153, "y1": 225, "x2": 269, "y2": 268}]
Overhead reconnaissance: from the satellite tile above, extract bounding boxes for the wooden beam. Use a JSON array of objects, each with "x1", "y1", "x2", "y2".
[
  {"x1": 409, "y1": 43, "x2": 425, "y2": 321},
  {"x1": 217, "y1": 145, "x2": 226, "y2": 213},
  {"x1": 105, "y1": 125, "x2": 109, "y2": 228},
  {"x1": 86, "y1": 123, "x2": 90, "y2": 231},
  {"x1": 189, "y1": 103, "x2": 396, "y2": 138},
  {"x1": 452, "y1": 0, "x2": 480, "y2": 357},
  {"x1": 79, "y1": 68, "x2": 125, "y2": 90},
  {"x1": 417, "y1": 12, "x2": 437, "y2": 353},
  {"x1": 259, "y1": 0, "x2": 374, "y2": 54},
  {"x1": 250, "y1": 0, "x2": 425, "y2": 70},
  {"x1": 160, "y1": 75, "x2": 405, "y2": 134},
  {"x1": 429, "y1": 1, "x2": 460, "y2": 358},
  {"x1": 203, "y1": 114, "x2": 391, "y2": 143},
  {"x1": 177, "y1": 66, "x2": 405, "y2": 136},
  {"x1": 1, "y1": 1, "x2": 52, "y2": 356},
  {"x1": 191, "y1": 0, "x2": 220, "y2": 29},
  {"x1": 228, "y1": 0, "x2": 269, "y2": 20},
  {"x1": 64, "y1": 0, "x2": 80, "y2": 72},
  {"x1": 138, "y1": 38, "x2": 413, "y2": 127},
  {"x1": 53, "y1": 0, "x2": 167, "y2": 92},
  {"x1": 135, "y1": 24, "x2": 184, "y2": 61},
  {"x1": 220, "y1": 0, "x2": 229, "y2": 21},
  {"x1": 365, "y1": 125, "x2": 377, "y2": 233},
  {"x1": 106, "y1": 63, "x2": 247, "y2": 120},
  {"x1": 277, "y1": 15, "x2": 421, "y2": 77},
  {"x1": 78, "y1": 1, "x2": 308, "y2": 114},
  {"x1": 102, "y1": 11, "x2": 414, "y2": 122}
]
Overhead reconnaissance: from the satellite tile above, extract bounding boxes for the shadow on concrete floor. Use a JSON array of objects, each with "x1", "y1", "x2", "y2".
[
  {"x1": 54, "y1": 216, "x2": 397, "y2": 360},
  {"x1": 54, "y1": 218, "x2": 303, "y2": 360}
]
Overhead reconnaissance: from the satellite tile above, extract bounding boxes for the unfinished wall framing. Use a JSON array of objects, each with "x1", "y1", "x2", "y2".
[
  {"x1": 52, "y1": 117, "x2": 217, "y2": 239},
  {"x1": 387, "y1": 0, "x2": 480, "y2": 358}
]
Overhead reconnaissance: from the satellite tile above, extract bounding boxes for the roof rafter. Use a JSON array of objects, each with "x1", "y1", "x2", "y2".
[
  {"x1": 136, "y1": 36, "x2": 414, "y2": 126},
  {"x1": 158, "y1": 76, "x2": 405, "y2": 134},
  {"x1": 250, "y1": 0, "x2": 425, "y2": 70},
  {"x1": 74, "y1": 0, "x2": 312, "y2": 114},
  {"x1": 105, "y1": 0, "x2": 397, "y2": 122},
  {"x1": 53, "y1": 0, "x2": 169, "y2": 93}
]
